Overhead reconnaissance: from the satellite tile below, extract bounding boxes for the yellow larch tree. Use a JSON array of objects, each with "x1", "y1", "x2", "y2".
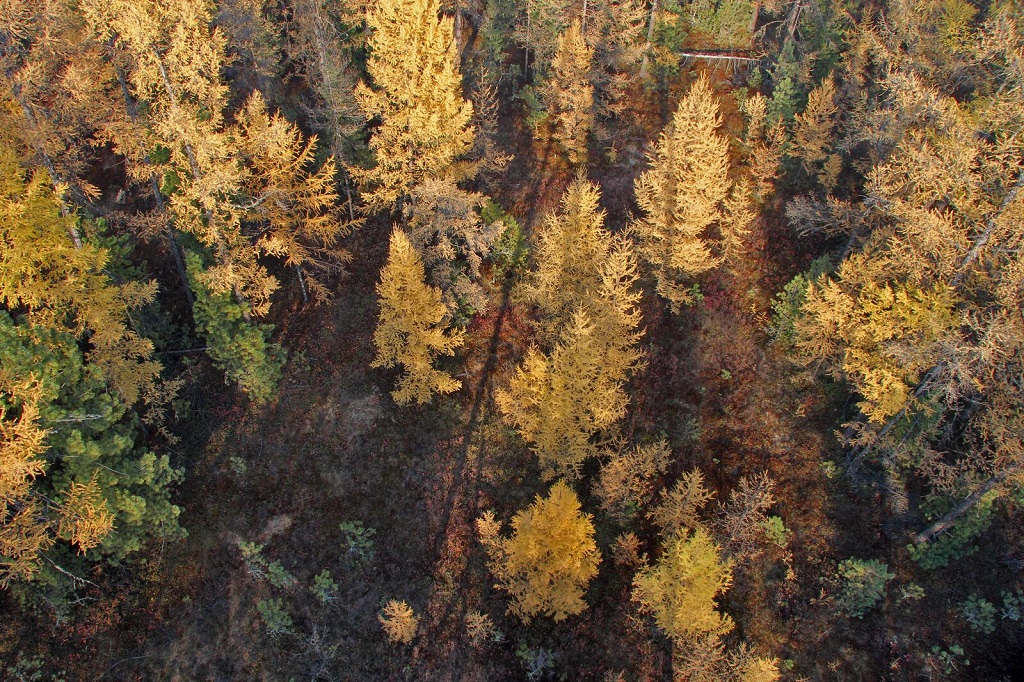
[
  {"x1": 590, "y1": 236, "x2": 645, "y2": 383},
  {"x1": 547, "y1": 20, "x2": 595, "y2": 166},
  {"x1": 0, "y1": 0, "x2": 115, "y2": 216},
  {"x1": 0, "y1": 378, "x2": 50, "y2": 585},
  {"x1": 0, "y1": 140, "x2": 160, "y2": 406},
  {"x1": 235, "y1": 91, "x2": 349, "y2": 304},
  {"x1": 478, "y1": 480, "x2": 600, "y2": 623},
  {"x1": 353, "y1": 0, "x2": 476, "y2": 213},
  {"x1": 82, "y1": 0, "x2": 345, "y2": 313},
  {"x1": 528, "y1": 178, "x2": 644, "y2": 377},
  {"x1": 507, "y1": 178, "x2": 643, "y2": 478},
  {"x1": 527, "y1": 175, "x2": 613, "y2": 331},
  {"x1": 791, "y1": 76, "x2": 841, "y2": 193},
  {"x1": 496, "y1": 307, "x2": 629, "y2": 478},
  {"x1": 379, "y1": 599, "x2": 419, "y2": 643},
  {"x1": 372, "y1": 229, "x2": 464, "y2": 404},
  {"x1": 632, "y1": 528, "x2": 734, "y2": 643},
  {"x1": 632, "y1": 73, "x2": 733, "y2": 311}
]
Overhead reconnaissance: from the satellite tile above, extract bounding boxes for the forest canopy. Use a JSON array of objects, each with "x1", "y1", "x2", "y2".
[{"x1": 2, "y1": 0, "x2": 1024, "y2": 679}]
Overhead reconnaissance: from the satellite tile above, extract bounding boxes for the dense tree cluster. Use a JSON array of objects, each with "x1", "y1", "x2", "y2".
[{"x1": 3, "y1": 0, "x2": 1024, "y2": 678}]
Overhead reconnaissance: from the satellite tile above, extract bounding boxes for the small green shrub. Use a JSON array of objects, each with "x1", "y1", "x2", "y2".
[
  {"x1": 762, "y1": 516, "x2": 789, "y2": 547},
  {"x1": 340, "y1": 520, "x2": 377, "y2": 566},
  {"x1": 961, "y1": 594, "x2": 997, "y2": 634},
  {"x1": 908, "y1": 492, "x2": 996, "y2": 570},
  {"x1": 267, "y1": 561, "x2": 296, "y2": 589},
  {"x1": 239, "y1": 541, "x2": 267, "y2": 580},
  {"x1": 836, "y1": 558, "x2": 893, "y2": 618},
  {"x1": 899, "y1": 583, "x2": 925, "y2": 602},
  {"x1": 484, "y1": 200, "x2": 528, "y2": 280},
  {"x1": 312, "y1": 569, "x2": 339, "y2": 604},
  {"x1": 186, "y1": 252, "x2": 285, "y2": 404},
  {"x1": 929, "y1": 644, "x2": 969, "y2": 675},
  {"x1": 257, "y1": 598, "x2": 293, "y2": 637},
  {"x1": 516, "y1": 644, "x2": 556, "y2": 681},
  {"x1": 1001, "y1": 589, "x2": 1024, "y2": 622},
  {"x1": 228, "y1": 456, "x2": 247, "y2": 476},
  {"x1": 768, "y1": 256, "x2": 831, "y2": 346}
]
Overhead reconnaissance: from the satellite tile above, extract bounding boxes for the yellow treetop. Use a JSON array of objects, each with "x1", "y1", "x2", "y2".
[
  {"x1": 0, "y1": 142, "x2": 160, "y2": 405},
  {"x1": 83, "y1": 1, "x2": 343, "y2": 311},
  {"x1": 796, "y1": 253, "x2": 958, "y2": 422},
  {"x1": 528, "y1": 175, "x2": 613, "y2": 330},
  {"x1": 236, "y1": 91, "x2": 351, "y2": 303},
  {"x1": 496, "y1": 307, "x2": 629, "y2": 478},
  {"x1": 478, "y1": 480, "x2": 600, "y2": 623},
  {"x1": 632, "y1": 528, "x2": 734, "y2": 643},
  {"x1": 548, "y1": 20, "x2": 595, "y2": 166},
  {"x1": 528, "y1": 176, "x2": 644, "y2": 380},
  {"x1": 372, "y1": 229, "x2": 464, "y2": 404},
  {"x1": 353, "y1": 0, "x2": 476, "y2": 212},
  {"x1": 379, "y1": 599, "x2": 419, "y2": 644},
  {"x1": 632, "y1": 73, "x2": 732, "y2": 311},
  {"x1": 792, "y1": 76, "x2": 841, "y2": 192}
]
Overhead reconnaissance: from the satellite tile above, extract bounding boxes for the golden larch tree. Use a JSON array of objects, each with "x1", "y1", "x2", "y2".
[
  {"x1": 372, "y1": 229, "x2": 464, "y2": 404},
  {"x1": 496, "y1": 307, "x2": 628, "y2": 478},
  {"x1": 527, "y1": 175, "x2": 613, "y2": 332},
  {"x1": 353, "y1": 0, "x2": 476, "y2": 213},
  {"x1": 632, "y1": 528, "x2": 734, "y2": 643},
  {"x1": 547, "y1": 19, "x2": 595, "y2": 166},
  {"x1": 478, "y1": 480, "x2": 600, "y2": 622},
  {"x1": 632, "y1": 73, "x2": 732, "y2": 310},
  {"x1": 791, "y1": 76, "x2": 841, "y2": 193},
  {"x1": 0, "y1": 140, "x2": 160, "y2": 406},
  {"x1": 82, "y1": 0, "x2": 345, "y2": 313}
]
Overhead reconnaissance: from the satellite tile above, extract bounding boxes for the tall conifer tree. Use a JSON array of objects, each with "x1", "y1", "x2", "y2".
[
  {"x1": 632, "y1": 74, "x2": 732, "y2": 311},
  {"x1": 353, "y1": 0, "x2": 476, "y2": 214},
  {"x1": 372, "y1": 229, "x2": 464, "y2": 404}
]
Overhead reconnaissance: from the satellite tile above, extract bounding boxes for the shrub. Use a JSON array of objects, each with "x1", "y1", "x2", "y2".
[
  {"x1": 465, "y1": 610, "x2": 495, "y2": 645},
  {"x1": 266, "y1": 561, "x2": 296, "y2": 589},
  {"x1": 907, "y1": 492, "x2": 996, "y2": 570},
  {"x1": 1001, "y1": 589, "x2": 1024, "y2": 622},
  {"x1": 379, "y1": 599, "x2": 418, "y2": 644},
  {"x1": 340, "y1": 520, "x2": 376, "y2": 566},
  {"x1": 257, "y1": 598, "x2": 293, "y2": 637},
  {"x1": 762, "y1": 516, "x2": 789, "y2": 547},
  {"x1": 239, "y1": 541, "x2": 267, "y2": 580},
  {"x1": 311, "y1": 570, "x2": 339, "y2": 604},
  {"x1": 836, "y1": 558, "x2": 892, "y2": 618},
  {"x1": 961, "y1": 595, "x2": 997, "y2": 634}
]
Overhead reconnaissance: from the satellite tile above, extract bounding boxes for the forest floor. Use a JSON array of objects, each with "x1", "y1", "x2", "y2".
[{"x1": 4, "y1": 72, "x2": 1022, "y2": 682}]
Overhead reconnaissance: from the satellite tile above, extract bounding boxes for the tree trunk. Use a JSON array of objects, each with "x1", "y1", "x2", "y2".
[
  {"x1": 118, "y1": 64, "x2": 195, "y2": 307},
  {"x1": 913, "y1": 472, "x2": 1007, "y2": 545},
  {"x1": 951, "y1": 167, "x2": 1024, "y2": 288},
  {"x1": 748, "y1": 1, "x2": 761, "y2": 36},
  {"x1": 524, "y1": 4, "x2": 531, "y2": 79},
  {"x1": 295, "y1": 264, "x2": 310, "y2": 305},
  {"x1": 150, "y1": 176, "x2": 194, "y2": 308},
  {"x1": 639, "y1": 0, "x2": 659, "y2": 78}
]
